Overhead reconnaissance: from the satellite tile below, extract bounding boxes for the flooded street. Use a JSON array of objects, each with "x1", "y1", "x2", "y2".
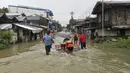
[
  {"x1": 0, "y1": 32, "x2": 130, "y2": 73},
  {"x1": 0, "y1": 40, "x2": 40, "y2": 58}
]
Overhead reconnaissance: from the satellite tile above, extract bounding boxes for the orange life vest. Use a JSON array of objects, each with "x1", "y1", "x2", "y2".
[
  {"x1": 50, "y1": 30, "x2": 53, "y2": 34},
  {"x1": 66, "y1": 40, "x2": 73, "y2": 48}
]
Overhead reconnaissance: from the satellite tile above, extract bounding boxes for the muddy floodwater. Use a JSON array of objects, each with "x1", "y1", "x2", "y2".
[
  {"x1": 0, "y1": 32, "x2": 130, "y2": 73},
  {"x1": 0, "y1": 40, "x2": 40, "y2": 58}
]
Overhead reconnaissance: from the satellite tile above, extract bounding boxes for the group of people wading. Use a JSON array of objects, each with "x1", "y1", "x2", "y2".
[{"x1": 43, "y1": 30, "x2": 87, "y2": 55}]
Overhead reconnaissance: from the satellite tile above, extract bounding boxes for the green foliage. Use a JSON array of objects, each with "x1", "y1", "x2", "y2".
[
  {"x1": 104, "y1": 37, "x2": 130, "y2": 49},
  {"x1": 66, "y1": 24, "x2": 71, "y2": 30},
  {"x1": 116, "y1": 38, "x2": 130, "y2": 48},
  {"x1": 0, "y1": 7, "x2": 8, "y2": 13},
  {"x1": 0, "y1": 30, "x2": 13, "y2": 49}
]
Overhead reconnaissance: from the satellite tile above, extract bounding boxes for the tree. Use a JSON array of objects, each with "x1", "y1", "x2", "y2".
[
  {"x1": 66, "y1": 24, "x2": 71, "y2": 30},
  {"x1": 0, "y1": 7, "x2": 9, "y2": 13},
  {"x1": 56, "y1": 22, "x2": 62, "y2": 32},
  {"x1": 52, "y1": 20, "x2": 63, "y2": 32}
]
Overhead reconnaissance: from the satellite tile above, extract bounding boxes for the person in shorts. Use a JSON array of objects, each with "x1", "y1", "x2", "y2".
[
  {"x1": 73, "y1": 32, "x2": 78, "y2": 44},
  {"x1": 43, "y1": 30, "x2": 54, "y2": 55}
]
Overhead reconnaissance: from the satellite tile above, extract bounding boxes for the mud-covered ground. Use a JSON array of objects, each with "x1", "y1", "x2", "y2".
[{"x1": 0, "y1": 32, "x2": 130, "y2": 73}]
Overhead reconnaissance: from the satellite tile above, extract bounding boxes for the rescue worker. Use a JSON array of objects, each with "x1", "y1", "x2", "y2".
[
  {"x1": 73, "y1": 32, "x2": 78, "y2": 44},
  {"x1": 43, "y1": 30, "x2": 54, "y2": 55},
  {"x1": 50, "y1": 29, "x2": 54, "y2": 38},
  {"x1": 65, "y1": 39, "x2": 74, "y2": 54},
  {"x1": 61, "y1": 38, "x2": 69, "y2": 51}
]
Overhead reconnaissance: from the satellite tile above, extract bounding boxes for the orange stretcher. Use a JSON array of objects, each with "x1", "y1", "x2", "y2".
[{"x1": 55, "y1": 44, "x2": 80, "y2": 49}]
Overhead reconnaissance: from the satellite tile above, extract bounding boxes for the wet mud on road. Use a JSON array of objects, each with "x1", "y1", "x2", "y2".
[{"x1": 0, "y1": 32, "x2": 130, "y2": 73}]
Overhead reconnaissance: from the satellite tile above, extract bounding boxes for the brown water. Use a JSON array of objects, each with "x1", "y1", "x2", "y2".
[
  {"x1": 0, "y1": 40, "x2": 40, "y2": 58},
  {"x1": 0, "y1": 32, "x2": 130, "y2": 73}
]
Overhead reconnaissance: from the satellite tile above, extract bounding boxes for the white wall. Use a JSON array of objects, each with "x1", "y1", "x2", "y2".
[{"x1": 9, "y1": 6, "x2": 48, "y2": 17}]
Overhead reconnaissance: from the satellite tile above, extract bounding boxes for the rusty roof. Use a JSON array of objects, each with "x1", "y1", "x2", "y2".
[{"x1": 92, "y1": 1, "x2": 130, "y2": 14}]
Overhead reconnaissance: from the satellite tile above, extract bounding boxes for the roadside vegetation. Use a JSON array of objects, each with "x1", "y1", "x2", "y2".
[
  {"x1": 0, "y1": 30, "x2": 13, "y2": 49},
  {"x1": 102, "y1": 37, "x2": 130, "y2": 49}
]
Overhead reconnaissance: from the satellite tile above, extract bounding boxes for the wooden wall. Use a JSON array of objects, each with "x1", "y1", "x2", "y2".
[{"x1": 111, "y1": 7, "x2": 130, "y2": 26}]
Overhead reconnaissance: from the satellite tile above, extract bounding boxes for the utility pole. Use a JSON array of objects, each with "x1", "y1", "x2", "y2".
[
  {"x1": 70, "y1": 12, "x2": 75, "y2": 31},
  {"x1": 70, "y1": 12, "x2": 74, "y2": 19},
  {"x1": 102, "y1": 0, "x2": 104, "y2": 49}
]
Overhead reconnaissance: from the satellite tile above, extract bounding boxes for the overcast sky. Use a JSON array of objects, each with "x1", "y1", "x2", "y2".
[{"x1": 0, "y1": 0, "x2": 129, "y2": 26}]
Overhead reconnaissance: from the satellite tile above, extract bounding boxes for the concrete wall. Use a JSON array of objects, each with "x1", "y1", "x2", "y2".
[{"x1": 95, "y1": 29, "x2": 117, "y2": 36}]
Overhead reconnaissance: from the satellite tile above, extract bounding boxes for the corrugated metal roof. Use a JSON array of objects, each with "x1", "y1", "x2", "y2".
[
  {"x1": 16, "y1": 16, "x2": 26, "y2": 21},
  {"x1": 7, "y1": 16, "x2": 14, "y2": 19},
  {"x1": 6, "y1": 13, "x2": 21, "y2": 16},
  {"x1": 0, "y1": 24, "x2": 12, "y2": 30},
  {"x1": 0, "y1": 13, "x2": 4, "y2": 17},
  {"x1": 92, "y1": 1, "x2": 130, "y2": 14},
  {"x1": 103, "y1": 1, "x2": 130, "y2": 4},
  {"x1": 27, "y1": 16, "x2": 40, "y2": 21},
  {"x1": 9, "y1": 5, "x2": 54, "y2": 16},
  {"x1": 40, "y1": 25, "x2": 48, "y2": 29},
  {"x1": 14, "y1": 24, "x2": 43, "y2": 33},
  {"x1": 112, "y1": 25, "x2": 130, "y2": 29},
  {"x1": 35, "y1": 14, "x2": 49, "y2": 20}
]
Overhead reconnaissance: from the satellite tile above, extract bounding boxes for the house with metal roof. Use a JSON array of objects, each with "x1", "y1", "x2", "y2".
[
  {"x1": 0, "y1": 13, "x2": 12, "y2": 23},
  {"x1": 0, "y1": 13, "x2": 44, "y2": 43},
  {"x1": 92, "y1": 1, "x2": 130, "y2": 38},
  {"x1": 8, "y1": 5, "x2": 53, "y2": 20}
]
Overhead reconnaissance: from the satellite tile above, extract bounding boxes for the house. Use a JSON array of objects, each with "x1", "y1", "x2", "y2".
[
  {"x1": 0, "y1": 13, "x2": 12, "y2": 24},
  {"x1": 92, "y1": 1, "x2": 130, "y2": 38},
  {"x1": 13, "y1": 23, "x2": 43, "y2": 42},
  {"x1": 0, "y1": 13, "x2": 44, "y2": 43},
  {"x1": 26, "y1": 15, "x2": 49, "y2": 26},
  {"x1": 74, "y1": 19, "x2": 86, "y2": 34},
  {"x1": 84, "y1": 17, "x2": 97, "y2": 39}
]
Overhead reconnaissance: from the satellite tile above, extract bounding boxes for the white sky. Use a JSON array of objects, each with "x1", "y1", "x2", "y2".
[{"x1": 0, "y1": 0, "x2": 129, "y2": 26}]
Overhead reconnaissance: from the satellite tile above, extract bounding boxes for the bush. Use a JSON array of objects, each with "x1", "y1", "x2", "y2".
[
  {"x1": 103, "y1": 37, "x2": 130, "y2": 49},
  {"x1": 116, "y1": 37, "x2": 130, "y2": 48},
  {"x1": 0, "y1": 30, "x2": 13, "y2": 49}
]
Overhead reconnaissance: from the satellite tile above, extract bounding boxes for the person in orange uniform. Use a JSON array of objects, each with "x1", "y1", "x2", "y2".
[
  {"x1": 50, "y1": 30, "x2": 54, "y2": 38},
  {"x1": 73, "y1": 32, "x2": 79, "y2": 44},
  {"x1": 65, "y1": 39, "x2": 74, "y2": 54}
]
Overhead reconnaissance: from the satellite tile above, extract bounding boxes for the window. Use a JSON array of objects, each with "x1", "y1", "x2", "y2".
[
  {"x1": 98, "y1": 14, "x2": 101, "y2": 22},
  {"x1": 105, "y1": 11, "x2": 108, "y2": 21}
]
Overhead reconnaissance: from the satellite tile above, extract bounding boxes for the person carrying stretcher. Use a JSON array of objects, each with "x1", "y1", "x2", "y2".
[{"x1": 61, "y1": 38, "x2": 74, "y2": 55}]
